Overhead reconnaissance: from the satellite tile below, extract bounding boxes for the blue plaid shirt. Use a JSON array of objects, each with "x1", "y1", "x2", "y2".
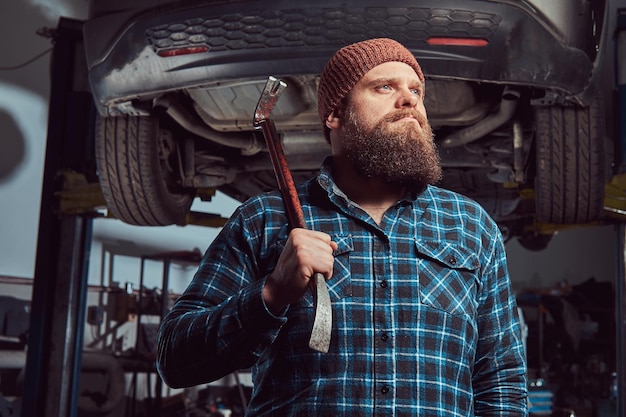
[{"x1": 157, "y1": 159, "x2": 528, "y2": 416}]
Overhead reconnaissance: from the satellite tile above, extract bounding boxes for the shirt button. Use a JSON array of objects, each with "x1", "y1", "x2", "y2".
[
  {"x1": 449, "y1": 257, "x2": 457, "y2": 265},
  {"x1": 381, "y1": 385, "x2": 390, "y2": 394},
  {"x1": 380, "y1": 280, "x2": 388, "y2": 288},
  {"x1": 381, "y1": 333, "x2": 389, "y2": 342}
]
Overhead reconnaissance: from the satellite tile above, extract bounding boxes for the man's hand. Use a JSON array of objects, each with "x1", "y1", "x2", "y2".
[{"x1": 263, "y1": 228, "x2": 338, "y2": 314}]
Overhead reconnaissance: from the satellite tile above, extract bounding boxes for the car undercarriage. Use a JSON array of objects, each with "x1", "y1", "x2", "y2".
[{"x1": 84, "y1": 0, "x2": 612, "y2": 250}]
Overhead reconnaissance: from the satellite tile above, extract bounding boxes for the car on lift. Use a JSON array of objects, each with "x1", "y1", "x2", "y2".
[{"x1": 82, "y1": 0, "x2": 611, "y2": 250}]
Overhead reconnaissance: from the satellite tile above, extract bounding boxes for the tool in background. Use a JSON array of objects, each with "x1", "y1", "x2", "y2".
[{"x1": 253, "y1": 76, "x2": 332, "y2": 353}]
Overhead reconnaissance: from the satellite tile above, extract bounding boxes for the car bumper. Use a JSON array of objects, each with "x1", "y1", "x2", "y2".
[{"x1": 83, "y1": 0, "x2": 596, "y2": 116}]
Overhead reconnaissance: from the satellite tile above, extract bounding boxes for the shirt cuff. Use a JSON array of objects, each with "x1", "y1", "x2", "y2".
[{"x1": 236, "y1": 276, "x2": 288, "y2": 332}]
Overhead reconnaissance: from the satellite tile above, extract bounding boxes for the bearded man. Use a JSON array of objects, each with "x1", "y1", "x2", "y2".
[{"x1": 157, "y1": 38, "x2": 528, "y2": 417}]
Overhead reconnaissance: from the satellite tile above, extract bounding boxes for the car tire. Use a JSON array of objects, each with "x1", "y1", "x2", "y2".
[
  {"x1": 95, "y1": 114, "x2": 194, "y2": 226},
  {"x1": 534, "y1": 96, "x2": 605, "y2": 224}
]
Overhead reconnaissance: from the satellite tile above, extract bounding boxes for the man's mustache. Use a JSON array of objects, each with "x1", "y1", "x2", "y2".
[{"x1": 383, "y1": 109, "x2": 427, "y2": 127}]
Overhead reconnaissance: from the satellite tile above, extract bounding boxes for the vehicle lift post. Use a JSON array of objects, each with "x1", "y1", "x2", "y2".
[
  {"x1": 617, "y1": 7, "x2": 626, "y2": 417},
  {"x1": 20, "y1": 18, "x2": 95, "y2": 417}
]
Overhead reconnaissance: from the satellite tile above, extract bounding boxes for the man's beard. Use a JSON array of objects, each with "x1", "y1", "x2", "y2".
[{"x1": 340, "y1": 106, "x2": 442, "y2": 188}]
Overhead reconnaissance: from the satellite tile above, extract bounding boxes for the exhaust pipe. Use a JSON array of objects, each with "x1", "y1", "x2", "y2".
[
  {"x1": 155, "y1": 95, "x2": 265, "y2": 155},
  {"x1": 439, "y1": 88, "x2": 521, "y2": 148}
]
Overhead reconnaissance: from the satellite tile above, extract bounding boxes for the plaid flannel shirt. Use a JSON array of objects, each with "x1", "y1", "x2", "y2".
[{"x1": 157, "y1": 158, "x2": 528, "y2": 416}]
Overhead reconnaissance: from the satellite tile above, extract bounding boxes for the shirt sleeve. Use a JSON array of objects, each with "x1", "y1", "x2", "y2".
[
  {"x1": 156, "y1": 200, "x2": 289, "y2": 389},
  {"x1": 473, "y1": 225, "x2": 529, "y2": 416}
]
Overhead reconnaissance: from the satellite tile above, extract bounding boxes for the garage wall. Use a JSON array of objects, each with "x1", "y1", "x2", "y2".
[{"x1": 505, "y1": 224, "x2": 619, "y2": 292}]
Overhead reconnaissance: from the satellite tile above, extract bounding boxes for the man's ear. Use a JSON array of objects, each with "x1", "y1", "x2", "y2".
[{"x1": 326, "y1": 111, "x2": 341, "y2": 130}]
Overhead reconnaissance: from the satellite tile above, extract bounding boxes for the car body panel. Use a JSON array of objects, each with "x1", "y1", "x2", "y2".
[{"x1": 84, "y1": 0, "x2": 602, "y2": 117}]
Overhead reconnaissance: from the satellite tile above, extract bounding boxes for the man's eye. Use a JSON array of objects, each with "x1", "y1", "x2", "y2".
[
  {"x1": 378, "y1": 84, "x2": 392, "y2": 91},
  {"x1": 411, "y1": 88, "x2": 421, "y2": 96}
]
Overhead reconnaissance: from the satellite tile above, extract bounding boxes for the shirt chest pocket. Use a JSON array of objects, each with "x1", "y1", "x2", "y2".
[{"x1": 414, "y1": 240, "x2": 480, "y2": 317}]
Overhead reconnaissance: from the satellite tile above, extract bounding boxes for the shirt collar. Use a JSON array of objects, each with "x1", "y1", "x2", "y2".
[{"x1": 316, "y1": 156, "x2": 428, "y2": 206}]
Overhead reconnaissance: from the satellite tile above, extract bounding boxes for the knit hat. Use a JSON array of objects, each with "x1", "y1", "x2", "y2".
[{"x1": 318, "y1": 38, "x2": 425, "y2": 137}]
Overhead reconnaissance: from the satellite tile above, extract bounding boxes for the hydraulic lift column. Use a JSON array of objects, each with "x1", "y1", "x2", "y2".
[
  {"x1": 20, "y1": 18, "x2": 95, "y2": 417},
  {"x1": 617, "y1": 7, "x2": 626, "y2": 417}
]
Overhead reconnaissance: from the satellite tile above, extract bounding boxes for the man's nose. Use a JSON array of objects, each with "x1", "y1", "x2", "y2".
[{"x1": 397, "y1": 89, "x2": 418, "y2": 108}]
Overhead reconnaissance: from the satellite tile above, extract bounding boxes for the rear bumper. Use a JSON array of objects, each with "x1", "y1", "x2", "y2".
[{"x1": 83, "y1": 0, "x2": 597, "y2": 115}]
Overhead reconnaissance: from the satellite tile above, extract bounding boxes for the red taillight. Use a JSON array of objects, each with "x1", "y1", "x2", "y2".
[
  {"x1": 157, "y1": 46, "x2": 210, "y2": 57},
  {"x1": 426, "y1": 37, "x2": 488, "y2": 47}
]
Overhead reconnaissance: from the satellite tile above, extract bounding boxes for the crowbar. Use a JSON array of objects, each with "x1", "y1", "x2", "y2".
[{"x1": 253, "y1": 76, "x2": 332, "y2": 353}]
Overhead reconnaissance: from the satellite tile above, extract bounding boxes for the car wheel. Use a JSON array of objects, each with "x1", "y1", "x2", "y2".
[
  {"x1": 534, "y1": 96, "x2": 605, "y2": 224},
  {"x1": 95, "y1": 114, "x2": 194, "y2": 226}
]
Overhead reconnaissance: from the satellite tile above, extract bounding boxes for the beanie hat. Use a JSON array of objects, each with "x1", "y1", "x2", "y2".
[{"x1": 317, "y1": 38, "x2": 425, "y2": 136}]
